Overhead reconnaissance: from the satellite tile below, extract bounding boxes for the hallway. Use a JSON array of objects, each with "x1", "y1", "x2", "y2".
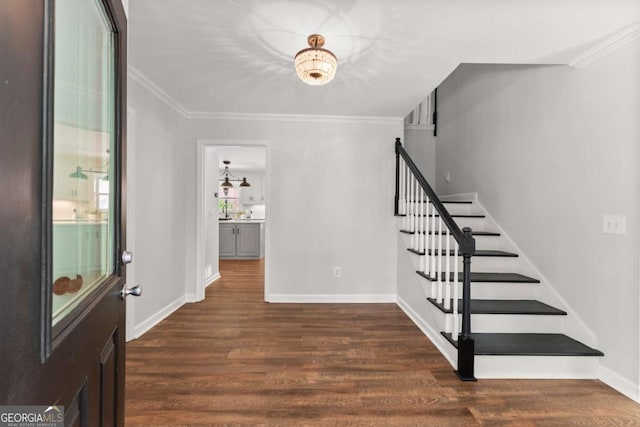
[{"x1": 125, "y1": 260, "x2": 640, "y2": 426}]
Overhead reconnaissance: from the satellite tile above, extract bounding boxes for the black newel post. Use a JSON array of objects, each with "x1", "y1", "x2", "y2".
[
  {"x1": 394, "y1": 137, "x2": 401, "y2": 216},
  {"x1": 456, "y1": 226, "x2": 477, "y2": 381}
]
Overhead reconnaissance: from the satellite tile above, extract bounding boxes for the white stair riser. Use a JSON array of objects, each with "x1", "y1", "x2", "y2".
[
  {"x1": 452, "y1": 217, "x2": 486, "y2": 230},
  {"x1": 417, "y1": 275, "x2": 539, "y2": 299},
  {"x1": 466, "y1": 314, "x2": 568, "y2": 333},
  {"x1": 408, "y1": 216, "x2": 486, "y2": 231},
  {"x1": 410, "y1": 254, "x2": 521, "y2": 273},
  {"x1": 428, "y1": 202, "x2": 475, "y2": 216},
  {"x1": 409, "y1": 235, "x2": 508, "y2": 251},
  {"x1": 474, "y1": 355, "x2": 600, "y2": 379}
]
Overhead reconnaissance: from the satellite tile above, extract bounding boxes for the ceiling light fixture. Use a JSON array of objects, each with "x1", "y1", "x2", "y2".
[
  {"x1": 69, "y1": 166, "x2": 108, "y2": 180},
  {"x1": 294, "y1": 34, "x2": 337, "y2": 86},
  {"x1": 219, "y1": 160, "x2": 250, "y2": 195}
]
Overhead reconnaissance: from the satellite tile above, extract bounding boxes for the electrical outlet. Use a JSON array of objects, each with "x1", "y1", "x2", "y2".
[
  {"x1": 333, "y1": 266, "x2": 341, "y2": 278},
  {"x1": 603, "y1": 215, "x2": 626, "y2": 235}
]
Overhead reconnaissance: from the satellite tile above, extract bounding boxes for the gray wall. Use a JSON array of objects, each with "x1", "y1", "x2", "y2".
[
  {"x1": 127, "y1": 77, "x2": 188, "y2": 335},
  {"x1": 435, "y1": 40, "x2": 640, "y2": 389},
  {"x1": 404, "y1": 128, "x2": 436, "y2": 185},
  {"x1": 183, "y1": 118, "x2": 401, "y2": 301}
]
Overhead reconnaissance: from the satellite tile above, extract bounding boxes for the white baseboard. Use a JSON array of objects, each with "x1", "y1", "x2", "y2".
[
  {"x1": 132, "y1": 295, "x2": 186, "y2": 339},
  {"x1": 185, "y1": 293, "x2": 200, "y2": 303},
  {"x1": 396, "y1": 296, "x2": 456, "y2": 368},
  {"x1": 599, "y1": 364, "x2": 640, "y2": 403},
  {"x1": 267, "y1": 294, "x2": 396, "y2": 303},
  {"x1": 205, "y1": 272, "x2": 221, "y2": 288}
]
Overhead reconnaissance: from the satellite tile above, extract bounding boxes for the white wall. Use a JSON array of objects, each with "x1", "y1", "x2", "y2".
[
  {"x1": 185, "y1": 119, "x2": 402, "y2": 301},
  {"x1": 127, "y1": 76, "x2": 188, "y2": 336},
  {"x1": 403, "y1": 128, "x2": 436, "y2": 185},
  {"x1": 203, "y1": 146, "x2": 219, "y2": 283},
  {"x1": 434, "y1": 40, "x2": 640, "y2": 392}
]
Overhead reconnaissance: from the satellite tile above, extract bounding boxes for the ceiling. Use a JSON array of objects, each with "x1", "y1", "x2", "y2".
[
  {"x1": 129, "y1": 0, "x2": 640, "y2": 118},
  {"x1": 217, "y1": 146, "x2": 266, "y2": 172}
]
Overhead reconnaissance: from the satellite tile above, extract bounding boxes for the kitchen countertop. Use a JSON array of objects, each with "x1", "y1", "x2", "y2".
[
  {"x1": 54, "y1": 219, "x2": 107, "y2": 225},
  {"x1": 219, "y1": 218, "x2": 265, "y2": 224}
]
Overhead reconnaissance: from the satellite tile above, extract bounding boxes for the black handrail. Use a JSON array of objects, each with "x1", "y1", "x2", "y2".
[
  {"x1": 394, "y1": 138, "x2": 474, "y2": 255},
  {"x1": 394, "y1": 137, "x2": 476, "y2": 381}
]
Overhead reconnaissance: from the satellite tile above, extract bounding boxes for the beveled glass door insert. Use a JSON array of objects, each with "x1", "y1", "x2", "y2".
[{"x1": 52, "y1": 0, "x2": 115, "y2": 326}]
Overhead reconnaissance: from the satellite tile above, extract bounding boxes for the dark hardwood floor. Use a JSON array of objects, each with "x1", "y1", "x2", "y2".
[{"x1": 126, "y1": 259, "x2": 640, "y2": 426}]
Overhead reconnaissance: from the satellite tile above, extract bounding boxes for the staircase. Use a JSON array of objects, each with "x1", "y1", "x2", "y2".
[{"x1": 394, "y1": 138, "x2": 603, "y2": 379}]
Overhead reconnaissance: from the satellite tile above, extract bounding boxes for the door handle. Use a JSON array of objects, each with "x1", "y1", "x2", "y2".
[
  {"x1": 121, "y1": 250, "x2": 133, "y2": 265},
  {"x1": 121, "y1": 284, "x2": 142, "y2": 299}
]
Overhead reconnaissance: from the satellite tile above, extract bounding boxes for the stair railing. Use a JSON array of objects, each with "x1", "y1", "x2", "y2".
[{"x1": 394, "y1": 137, "x2": 477, "y2": 381}]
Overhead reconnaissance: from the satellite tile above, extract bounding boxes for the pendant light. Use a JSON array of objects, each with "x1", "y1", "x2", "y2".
[
  {"x1": 219, "y1": 160, "x2": 251, "y2": 189},
  {"x1": 69, "y1": 166, "x2": 88, "y2": 179}
]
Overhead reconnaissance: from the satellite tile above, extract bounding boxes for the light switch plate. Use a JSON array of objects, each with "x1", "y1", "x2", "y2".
[{"x1": 603, "y1": 215, "x2": 626, "y2": 235}]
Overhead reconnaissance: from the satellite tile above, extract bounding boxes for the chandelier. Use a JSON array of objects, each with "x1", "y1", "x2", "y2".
[
  {"x1": 219, "y1": 160, "x2": 250, "y2": 196},
  {"x1": 294, "y1": 34, "x2": 337, "y2": 86}
]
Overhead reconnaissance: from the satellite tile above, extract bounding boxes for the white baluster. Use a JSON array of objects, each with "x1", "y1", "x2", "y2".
[
  {"x1": 409, "y1": 175, "x2": 415, "y2": 241},
  {"x1": 424, "y1": 197, "x2": 430, "y2": 276},
  {"x1": 437, "y1": 218, "x2": 443, "y2": 303},
  {"x1": 444, "y1": 228, "x2": 451, "y2": 310},
  {"x1": 430, "y1": 206, "x2": 436, "y2": 299},
  {"x1": 402, "y1": 163, "x2": 408, "y2": 229},
  {"x1": 411, "y1": 176, "x2": 416, "y2": 251},
  {"x1": 452, "y1": 241, "x2": 460, "y2": 341},
  {"x1": 404, "y1": 170, "x2": 409, "y2": 230},
  {"x1": 414, "y1": 185, "x2": 421, "y2": 251}
]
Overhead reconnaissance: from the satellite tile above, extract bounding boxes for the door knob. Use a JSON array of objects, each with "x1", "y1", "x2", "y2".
[
  {"x1": 121, "y1": 284, "x2": 142, "y2": 299},
  {"x1": 121, "y1": 250, "x2": 133, "y2": 265}
]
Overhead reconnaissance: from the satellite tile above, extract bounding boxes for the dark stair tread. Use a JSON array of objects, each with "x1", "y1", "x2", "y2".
[
  {"x1": 427, "y1": 298, "x2": 566, "y2": 315},
  {"x1": 408, "y1": 248, "x2": 518, "y2": 257},
  {"x1": 420, "y1": 214, "x2": 485, "y2": 218},
  {"x1": 417, "y1": 271, "x2": 540, "y2": 283},
  {"x1": 408, "y1": 200, "x2": 473, "y2": 204},
  {"x1": 441, "y1": 332, "x2": 603, "y2": 356},
  {"x1": 400, "y1": 230, "x2": 500, "y2": 236}
]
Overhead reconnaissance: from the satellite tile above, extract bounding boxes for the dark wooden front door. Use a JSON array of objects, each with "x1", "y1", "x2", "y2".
[{"x1": 0, "y1": 1, "x2": 128, "y2": 425}]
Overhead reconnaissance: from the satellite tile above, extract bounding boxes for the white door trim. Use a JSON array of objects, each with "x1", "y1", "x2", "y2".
[
  {"x1": 195, "y1": 139, "x2": 271, "y2": 302},
  {"x1": 125, "y1": 106, "x2": 137, "y2": 341}
]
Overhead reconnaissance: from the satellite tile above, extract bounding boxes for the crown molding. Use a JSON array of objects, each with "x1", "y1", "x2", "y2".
[
  {"x1": 127, "y1": 65, "x2": 189, "y2": 117},
  {"x1": 127, "y1": 66, "x2": 402, "y2": 125},
  {"x1": 570, "y1": 23, "x2": 640, "y2": 68},
  {"x1": 186, "y1": 111, "x2": 403, "y2": 125}
]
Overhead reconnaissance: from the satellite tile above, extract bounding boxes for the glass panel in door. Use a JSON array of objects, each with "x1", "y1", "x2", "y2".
[{"x1": 51, "y1": 0, "x2": 115, "y2": 326}]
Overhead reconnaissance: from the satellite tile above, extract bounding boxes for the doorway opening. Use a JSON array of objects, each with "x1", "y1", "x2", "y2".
[{"x1": 195, "y1": 140, "x2": 269, "y2": 302}]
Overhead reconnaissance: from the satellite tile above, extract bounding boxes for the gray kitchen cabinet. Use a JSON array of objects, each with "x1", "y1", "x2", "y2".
[
  {"x1": 236, "y1": 223, "x2": 260, "y2": 257},
  {"x1": 219, "y1": 223, "x2": 236, "y2": 257},
  {"x1": 219, "y1": 222, "x2": 264, "y2": 259}
]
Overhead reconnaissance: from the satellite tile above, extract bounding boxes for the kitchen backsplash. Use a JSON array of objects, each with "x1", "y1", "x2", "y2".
[{"x1": 249, "y1": 204, "x2": 266, "y2": 219}]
